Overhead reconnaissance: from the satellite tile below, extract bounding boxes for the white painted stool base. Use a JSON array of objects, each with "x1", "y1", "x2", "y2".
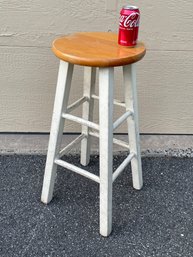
[{"x1": 41, "y1": 60, "x2": 143, "y2": 237}]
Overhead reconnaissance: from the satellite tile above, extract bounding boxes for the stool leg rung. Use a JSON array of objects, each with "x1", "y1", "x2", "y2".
[
  {"x1": 54, "y1": 158, "x2": 100, "y2": 183},
  {"x1": 66, "y1": 96, "x2": 88, "y2": 113},
  {"x1": 89, "y1": 131, "x2": 130, "y2": 150},
  {"x1": 59, "y1": 134, "x2": 86, "y2": 158},
  {"x1": 62, "y1": 113, "x2": 99, "y2": 131},
  {"x1": 112, "y1": 152, "x2": 135, "y2": 182},
  {"x1": 113, "y1": 110, "x2": 133, "y2": 131},
  {"x1": 91, "y1": 94, "x2": 126, "y2": 108}
]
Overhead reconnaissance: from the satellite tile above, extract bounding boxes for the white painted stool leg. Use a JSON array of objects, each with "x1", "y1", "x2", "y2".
[
  {"x1": 81, "y1": 67, "x2": 96, "y2": 166},
  {"x1": 123, "y1": 64, "x2": 143, "y2": 190},
  {"x1": 41, "y1": 61, "x2": 74, "y2": 204},
  {"x1": 99, "y1": 67, "x2": 114, "y2": 237}
]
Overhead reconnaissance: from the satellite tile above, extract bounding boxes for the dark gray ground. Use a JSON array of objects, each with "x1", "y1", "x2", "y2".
[{"x1": 1, "y1": 155, "x2": 193, "y2": 257}]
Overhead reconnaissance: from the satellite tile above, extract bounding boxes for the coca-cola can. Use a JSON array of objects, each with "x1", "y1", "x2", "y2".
[{"x1": 118, "y1": 5, "x2": 140, "y2": 47}]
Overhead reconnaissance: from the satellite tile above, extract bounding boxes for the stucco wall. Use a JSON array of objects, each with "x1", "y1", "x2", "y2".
[{"x1": 0, "y1": 0, "x2": 193, "y2": 133}]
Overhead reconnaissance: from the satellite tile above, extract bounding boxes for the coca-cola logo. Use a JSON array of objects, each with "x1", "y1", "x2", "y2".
[{"x1": 119, "y1": 12, "x2": 140, "y2": 28}]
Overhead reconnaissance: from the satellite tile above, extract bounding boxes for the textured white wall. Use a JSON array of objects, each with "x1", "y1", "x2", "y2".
[{"x1": 0, "y1": 0, "x2": 193, "y2": 133}]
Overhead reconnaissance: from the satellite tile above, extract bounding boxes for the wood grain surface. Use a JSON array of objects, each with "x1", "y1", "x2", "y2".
[{"x1": 52, "y1": 32, "x2": 146, "y2": 67}]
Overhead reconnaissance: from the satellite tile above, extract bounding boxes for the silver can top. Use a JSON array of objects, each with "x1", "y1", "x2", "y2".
[{"x1": 122, "y1": 5, "x2": 138, "y2": 10}]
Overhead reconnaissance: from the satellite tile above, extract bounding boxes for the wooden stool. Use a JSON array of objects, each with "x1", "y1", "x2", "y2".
[{"x1": 41, "y1": 32, "x2": 146, "y2": 237}]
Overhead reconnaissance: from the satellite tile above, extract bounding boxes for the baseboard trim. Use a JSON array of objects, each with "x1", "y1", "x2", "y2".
[{"x1": 1, "y1": 134, "x2": 193, "y2": 157}]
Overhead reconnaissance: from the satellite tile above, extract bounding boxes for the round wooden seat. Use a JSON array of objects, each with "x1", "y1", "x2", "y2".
[{"x1": 52, "y1": 32, "x2": 146, "y2": 67}]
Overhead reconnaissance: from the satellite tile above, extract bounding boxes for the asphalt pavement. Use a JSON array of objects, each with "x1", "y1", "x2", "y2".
[{"x1": 1, "y1": 155, "x2": 193, "y2": 257}]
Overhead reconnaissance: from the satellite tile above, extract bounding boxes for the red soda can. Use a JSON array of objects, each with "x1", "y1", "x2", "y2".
[{"x1": 118, "y1": 5, "x2": 140, "y2": 47}]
